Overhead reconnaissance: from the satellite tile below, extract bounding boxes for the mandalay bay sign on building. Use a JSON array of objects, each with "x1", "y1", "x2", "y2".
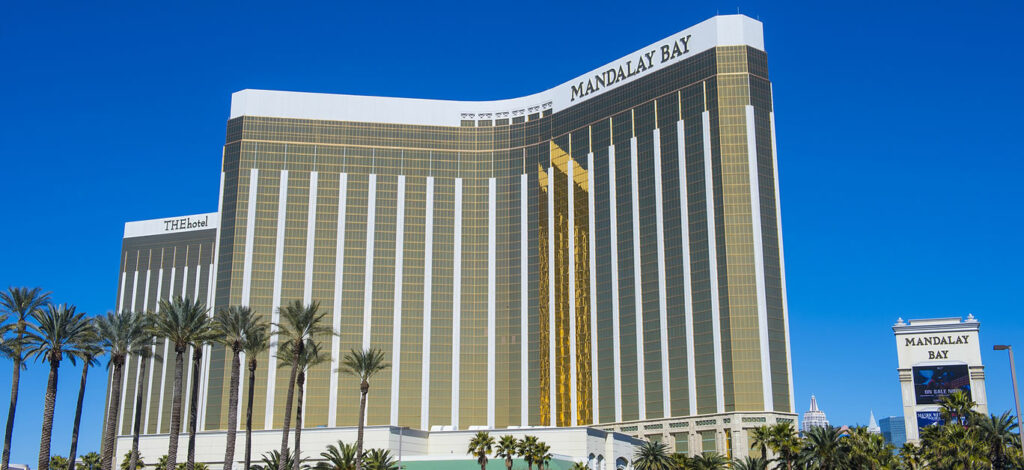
[{"x1": 105, "y1": 14, "x2": 794, "y2": 464}]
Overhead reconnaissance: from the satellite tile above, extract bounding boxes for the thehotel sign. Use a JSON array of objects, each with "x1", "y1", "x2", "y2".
[
  {"x1": 570, "y1": 35, "x2": 692, "y2": 102},
  {"x1": 164, "y1": 215, "x2": 210, "y2": 232},
  {"x1": 123, "y1": 212, "x2": 219, "y2": 239}
]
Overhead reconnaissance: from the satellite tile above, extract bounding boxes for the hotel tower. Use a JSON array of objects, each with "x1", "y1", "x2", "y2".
[{"x1": 106, "y1": 14, "x2": 795, "y2": 464}]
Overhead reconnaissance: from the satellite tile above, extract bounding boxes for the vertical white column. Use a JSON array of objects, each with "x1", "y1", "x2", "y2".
[
  {"x1": 205, "y1": 170, "x2": 226, "y2": 432},
  {"x1": 653, "y1": 128, "x2": 672, "y2": 418},
  {"x1": 519, "y1": 174, "x2": 529, "y2": 427},
  {"x1": 770, "y1": 105, "x2": 795, "y2": 412},
  {"x1": 702, "y1": 111, "x2": 725, "y2": 414},
  {"x1": 156, "y1": 262, "x2": 168, "y2": 431},
  {"x1": 303, "y1": 171, "x2": 319, "y2": 305},
  {"x1": 451, "y1": 178, "x2": 463, "y2": 428},
  {"x1": 417, "y1": 176, "x2": 434, "y2": 430},
  {"x1": 130, "y1": 269, "x2": 139, "y2": 312},
  {"x1": 420, "y1": 177, "x2": 434, "y2": 431},
  {"x1": 362, "y1": 174, "x2": 377, "y2": 350},
  {"x1": 117, "y1": 271, "x2": 126, "y2": 313},
  {"x1": 587, "y1": 152, "x2": 599, "y2": 422},
  {"x1": 547, "y1": 166, "x2": 556, "y2": 426},
  {"x1": 745, "y1": 105, "x2": 774, "y2": 411},
  {"x1": 141, "y1": 264, "x2": 154, "y2": 431},
  {"x1": 629, "y1": 137, "x2": 646, "y2": 420},
  {"x1": 568, "y1": 163, "x2": 578, "y2": 427},
  {"x1": 608, "y1": 145, "x2": 623, "y2": 423},
  {"x1": 241, "y1": 168, "x2": 259, "y2": 306},
  {"x1": 328, "y1": 173, "x2": 348, "y2": 427},
  {"x1": 146, "y1": 266, "x2": 162, "y2": 432},
  {"x1": 677, "y1": 120, "x2": 698, "y2": 416},
  {"x1": 265, "y1": 169, "x2": 289, "y2": 428},
  {"x1": 390, "y1": 176, "x2": 407, "y2": 426},
  {"x1": 487, "y1": 178, "x2": 496, "y2": 428}
]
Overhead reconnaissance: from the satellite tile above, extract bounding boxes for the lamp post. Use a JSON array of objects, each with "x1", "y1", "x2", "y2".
[{"x1": 993, "y1": 344, "x2": 1024, "y2": 456}]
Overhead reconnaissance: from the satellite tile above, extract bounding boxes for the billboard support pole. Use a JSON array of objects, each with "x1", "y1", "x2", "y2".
[{"x1": 994, "y1": 345, "x2": 1023, "y2": 457}]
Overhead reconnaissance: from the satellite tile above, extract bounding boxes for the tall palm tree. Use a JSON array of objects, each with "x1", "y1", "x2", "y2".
[
  {"x1": 800, "y1": 426, "x2": 848, "y2": 470},
  {"x1": 68, "y1": 324, "x2": 102, "y2": 470},
  {"x1": 767, "y1": 422, "x2": 800, "y2": 470},
  {"x1": 273, "y1": 301, "x2": 329, "y2": 470},
  {"x1": 212, "y1": 305, "x2": 266, "y2": 470},
  {"x1": 518, "y1": 436, "x2": 539, "y2": 470},
  {"x1": 494, "y1": 435, "x2": 518, "y2": 470},
  {"x1": 150, "y1": 297, "x2": 214, "y2": 470},
  {"x1": 939, "y1": 389, "x2": 978, "y2": 426},
  {"x1": 96, "y1": 310, "x2": 149, "y2": 470},
  {"x1": 731, "y1": 456, "x2": 768, "y2": 470},
  {"x1": 276, "y1": 339, "x2": 325, "y2": 470},
  {"x1": 898, "y1": 442, "x2": 923, "y2": 470},
  {"x1": 749, "y1": 425, "x2": 772, "y2": 459},
  {"x1": 632, "y1": 440, "x2": 673, "y2": 470},
  {"x1": 242, "y1": 324, "x2": 270, "y2": 470},
  {"x1": 128, "y1": 334, "x2": 155, "y2": 470},
  {"x1": 0, "y1": 286, "x2": 50, "y2": 470},
  {"x1": 25, "y1": 303, "x2": 92, "y2": 470},
  {"x1": 314, "y1": 441, "x2": 357, "y2": 470},
  {"x1": 339, "y1": 348, "x2": 389, "y2": 470},
  {"x1": 978, "y1": 411, "x2": 1019, "y2": 469},
  {"x1": 467, "y1": 432, "x2": 494, "y2": 470}
]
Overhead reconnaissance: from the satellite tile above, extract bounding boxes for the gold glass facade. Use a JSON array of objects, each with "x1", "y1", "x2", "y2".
[{"x1": 107, "y1": 20, "x2": 794, "y2": 441}]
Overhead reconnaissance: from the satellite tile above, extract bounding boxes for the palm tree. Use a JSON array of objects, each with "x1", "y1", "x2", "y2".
[
  {"x1": 118, "y1": 452, "x2": 144, "y2": 470},
  {"x1": 339, "y1": 348, "x2": 389, "y2": 470},
  {"x1": 766, "y1": 422, "x2": 800, "y2": 470},
  {"x1": 49, "y1": 456, "x2": 70, "y2": 470},
  {"x1": 799, "y1": 426, "x2": 848, "y2": 469},
  {"x1": 257, "y1": 450, "x2": 308, "y2": 470},
  {"x1": 748, "y1": 425, "x2": 772, "y2": 459},
  {"x1": 568, "y1": 463, "x2": 588, "y2": 470},
  {"x1": 689, "y1": 453, "x2": 729, "y2": 470},
  {"x1": 242, "y1": 323, "x2": 270, "y2": 470},
  {"x1": 939, "y1": 389, "x2": 978, "y2": 426},
  {"x1": 360, "y1": 449, "x2": 397, "y2": 470},
  {"x1": 534, "y1": 443, "x2": 551, "y2": 470},
  {"x1": 921, "y1": 422, "x2": 990, "y2": 469},
  {"x1": 276, "y1": 339, "x2": 325, "y2": 470},
  {"x1": 128, "y1": 335, "x2": 154, "y2": 470},
  {"x1": 80, "y1": 452, "x2": 102, "y2": 470},
  {"x1": 211, "y1": 306, "x2": 266, "y2": 470},
  {"x1": 897, "y1": 442, "x2": 923, "y2": 470},
  {"x1": 632, "y1": 440, "x2": 673, "y2": 470},
  {"x1": 518, "y1": 436, "x2": 539, "y2": 470},
  {"x1": 26, "y1": 304, "x2": 92, "y2": 470},
  {"x1": 978, "y1": 411, "x2": 1019, "y2": 469},
  {"x1": 731, "y1": 456, "x2": 768, "y2": 470},
  {"x1": 68, "y1": 324, "x2": 102, "y2": 470},
  {"x1": 467, "y1": 431, "x2": 494, "y2": 470},
  {"x1": 315, "y1": 441, "x2": 357, "y2": 470},
  {"x1": 151, "y1": 297, "x2": 214, "y2": 470},
  {"x1": 0, "y1": 286, "x2": 50, "y2": 470},
  {"x1": 95, "y1": 310, "x2": 149, "y2": 470},
  {"x1": 494, "y1": 435, "x2": 518, "y2": 470},
  {"x1": 273, "y1": 300, "x2": 329, "y2": 470}
]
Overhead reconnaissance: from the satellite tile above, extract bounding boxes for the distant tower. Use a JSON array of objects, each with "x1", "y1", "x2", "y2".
[
  {"x1": 802, "y1": 395, "x2": 829, "y2": 431},
  {"x1": 867, "y1": 411, "x2": 881, "y2": 434}
]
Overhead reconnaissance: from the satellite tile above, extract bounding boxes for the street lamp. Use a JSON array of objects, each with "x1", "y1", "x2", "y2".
[{"x1": 993, "y1": 344, "x2": 1024, "y2": 456}]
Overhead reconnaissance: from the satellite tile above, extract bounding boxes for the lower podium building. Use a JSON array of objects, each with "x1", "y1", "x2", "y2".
[{"x1": 106, "y1": 14, "x2": 796, "y2": 467}]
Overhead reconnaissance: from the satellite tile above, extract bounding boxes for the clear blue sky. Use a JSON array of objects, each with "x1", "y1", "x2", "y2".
[{"x1": 1, "y1": 0, "x2": 1022, "y2": 463}]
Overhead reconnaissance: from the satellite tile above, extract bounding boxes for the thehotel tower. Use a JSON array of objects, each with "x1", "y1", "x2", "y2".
[{"x1": 106, "y1": 14, "x2": 795, "y2": 460}]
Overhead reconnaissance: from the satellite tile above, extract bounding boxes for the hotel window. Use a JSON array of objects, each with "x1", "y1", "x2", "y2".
[
  {"x1": 700, "y1": 430, "x2": 716, "y2": 455},
  {"x1": 674, "y1": 433, "x2": 689, "y2": 455}
]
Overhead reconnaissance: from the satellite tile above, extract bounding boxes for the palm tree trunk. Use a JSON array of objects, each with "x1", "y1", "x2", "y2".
[
  {"x1": 243, "y1": 360, "x2": 256, "y2": 470},
  {"x1": 277, "y1": 361, "x2": 299, "y2": 470},
  {"x1": 129, "y1": 357, "x2": 148, "y2": 470},
  {"x1": 102, "y1": 360, "x2": 125, "y2": 470},
  {"x1": 291, "y1": 371, "x2": 304, "y2": 470},
  {"x1": 223, "y1": 348, "x2": 241, "y2": 470},
  {"x1": 354, "y1": 382, "x2": 368, "y2": 470},
  {"x1": 2, "y1": 356, "x2": 23, "y2": 470},
  {"x1": 68, "y1": 361, "x2": 90, "y2": 470},
  {"x1": 38, "y1": 360, "x2": 60, "y2": 470},
  {"x1": 186, "y1": 349, "x2": 202, "y2": 470},
  {"x1": 166, "y1": 349, "x2": 185, "y2": 470}
]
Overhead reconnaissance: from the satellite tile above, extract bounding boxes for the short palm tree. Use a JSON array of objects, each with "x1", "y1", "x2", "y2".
[
  {"x1": 151, "y1": 297, "x2": 215, "y2": 470},
  {"x1": 212, "y1": 305, "x2": 266, "y2": 470},
  {"x1": 518, "y1": 436, "x2": 539, "y2": 470},
  {"x1": 80, "y1": 452, "x2": 102, "y2": 470},
  {"x1": 67, "y1": 325, "x2": 101, "y2": 470},
  {"x1": 632, "y1": 440, "x2": 673, "y2": 470},
  {"x1": 315, "y1": 441, "x2": 357, "y2": 470},
  {"x1": 690, "y1": 453, "x2": 729, "y2": 470},
  {"x1": 128, "y1": 334, "x2": 154, "y2": 470},
  {"x1": 0, "y1": 286, "x2": 50, "y2": 470},
  {"x1": 534, "y1": 443, "x2": 551, "y2": 470},
  {"x1": 494, "y1": 435, "x2": 518, "y2": 470},
  {"x1": 339, "y1": 348, "x2": 389, "y2": 470},
  {"x1": 258, "y1": 450, "x2": 308, "y2": 470},
  {"x1": 978, "y1": 411, "x2": 1019, "y2": 469},
  {"x1": 898, "y1": 442, "x2": 923, "y2": 470},
  {"x1": 360, "y1": 449, "x2": 397, "y2": 470},
  {"x1": 800, "y1": 426, "x2": 847, "y2": 469},
  {"x1": 767, "y1": 422, "x2": 800, "y2": 470},
  {"x1": 731, "y1": 456, "x2": 768, "y2": 470},
  {"x1": 95, "y1": 309, "x2": 149, "y2": 470},
  {"x1": 242, "y1": 323, "x2": 270, "y2": 470},
  {"x1": 25, "y1": 303, "x2": 92, "y2": 470},
  {"x1": 49, "y1": 455, "x2": 69, "y2": 470},
  {"x1": 940, "y1": 390, "x2": 978, "y2": 426},
  {"x1": 467, "y1": 431, "x2": 494, "y2": 470},
  {"x1": 274, "y1": 300, "x2": 329, "y2": 470},
  {"x1": 749, "y1": 425, "x2": 772, "y2": 459},
  {"x1": 277, "y1": 339, "x2": 325, "y2": 470}
]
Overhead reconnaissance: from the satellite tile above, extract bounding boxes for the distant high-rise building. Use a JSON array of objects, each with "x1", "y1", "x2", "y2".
[
  {"x1": 801, "y1": 395, "x2": 829, "y2": 431},
  {"x1": 867, "y1": 411, "x2": 881, "y2": 434},
  {"x1": 879, "y1": 416, "x2": 907, "y2": 448}
]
